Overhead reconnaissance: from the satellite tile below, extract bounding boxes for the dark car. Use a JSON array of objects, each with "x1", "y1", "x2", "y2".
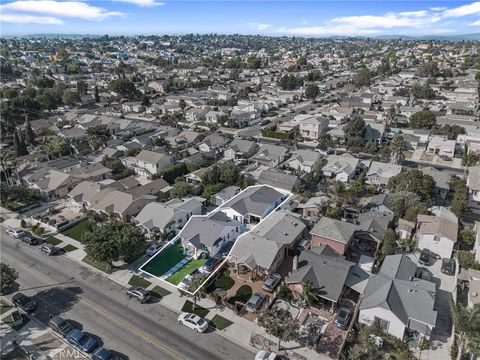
[
  {"x1": 200, "y1": 257, "x2": 222, "y2": 274},
  {"x1": 419, "y1": 249, "x2": 431, "y2": 266},
  {"x1": 334, "y1": 307, "x2": 352, "y2": 330},
  {"x1": 40, "y1": 244, "x2": 61, "y2": 256},
  {"x1": 441, "y1": 258, "x2": 456, "y2": 276},
  {"x1": 12, "y1": 293, "x2": 37, "y2": 313},
  {"x1": 92, "y1": 347, "x2": 122, "y2": 360},
  {"x1": 245, "y1": 293, "x2": 266, "y2": 313},
  {"x1": 126, "y1": 287, "x2": 150, "y2": 303},
  {"x1": 262, "y1": 273, "x2": 281, "y2": 293},
  {"x1": 66, "y1": 329, "x2": 97, "y2": 353},
  {"x1": 49, "y1": 315, "x2": 73, "y2": 337},
  {"x1": 20, "y1": 233, "x2": 41, "y2": 246}
]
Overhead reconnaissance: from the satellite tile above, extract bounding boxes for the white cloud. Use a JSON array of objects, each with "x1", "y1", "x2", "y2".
[
  {"x1": 442, "y1": 2, "x2": 480, "y2": 17},
  {"x1": 277, "y1": 25, "x2": 380, "y2": 36},
  {"x1": 1, "y1": 13, "x2": 63, "y2": 24},
  {"x1": 248, "y1": 22, "x2": 272, "y2": 31},
  {"x1": 0, "y1": 0, "x2": 124, "y2": 25},
  {"x1": 430, "y1": 7, "x2": 447, "y2": 11},
  {"x1": 110, "y1": 0, "x2": 164, "y2": 7},
  {"x1": 471, "y1": 19, "x2": 480, "y2": 26}
]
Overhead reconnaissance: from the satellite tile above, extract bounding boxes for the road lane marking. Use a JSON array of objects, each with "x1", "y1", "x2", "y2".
[{"x1": 1, "y1": 252, "x2": 186, "y2": 360}]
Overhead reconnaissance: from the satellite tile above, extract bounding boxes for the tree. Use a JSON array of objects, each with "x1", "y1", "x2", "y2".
[
  {"x1": 179, "y1": 99, "x2": 187, "y2": 113},
  {"x1": 387, "y1": 170, "x2": 436, "y2": 205},
  {"x1": 410, "y1": 111, "x2": 436, "y2": 130},
  {"x1": 386, "y1": 191, "x2": 421, "y2": 218},
  {"x1": 403, "y1": 203, "x2": 428, "y2": 222},
  {"x1": 94, "y1": 85, "x2": 100, "y2": 102},
  {"x1": 305, "y1": 84, "x2": 319, "y2": 100},
  {"x1": 44, "y1": 138, "x2": 70, "y2": 159},
  {"x1": 460, "y1": 228, "x2": 476, "y2": 247},
  {"x1": 416, "y1": 61, "x2": 440, "y2": 78},
  {"x1": 185, "y1": 274, "x2": 207, "y2": 310},
  {"x1": 344, "y1": 115, "x2": 366, "y2": 149},
  {"x1": 13, "y1": 130, "x2": 28, "y2": 156},
  {"x1": 389, "y1": 134, "x2": 407, "y2": 164},
  {"x1": 353, "y1": 68, "x2": 373, "y2": 88},
  {"x1": 141, "y1": 95, "x2": 150, "y2": 107},
  {"x1": 109, "y1": 78, "x2": 138, "y2": 99},
  {"x1": 451, "y1": 178, "x2": 469, "y2": 217},
  {"x1": 450, "y1": 302, "x2": 480, "y2": 360},
  {"x1": 76, "y1": 79, "x2": 87, "y2": 96},
  {"x1": 257, "y1": 308, "x2": 300, "y2": 351},
  {"x1": 170, "y1": 180, "x2": 192, "y2": 198},
  {"x1": 0, "y1": 263, "x2": 18, "y2": 294},
  {"x1": 374, "y1": 228, "x2": 398, "y2": 264},
  {"x1": 24, "y1": 119, "x2": 36, "y2": 145},
  {"x1": 301, "y1": 281, "x2": 320, "y2": 307},
  {"x1": 63, "y1": 90, "x2": 80, "y2": 106}
]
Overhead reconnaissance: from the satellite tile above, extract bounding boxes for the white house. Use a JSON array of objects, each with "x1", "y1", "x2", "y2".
[
  {"x1": 122, "y1": 150, "x2": 174, "y2": 178},
  {"x1": 416, "y1": 214, "x2": 458, "y2": 259}
]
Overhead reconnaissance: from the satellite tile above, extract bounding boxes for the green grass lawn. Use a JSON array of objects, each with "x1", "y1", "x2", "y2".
[
  {"x1": 61, "y1": 244, "x2": 78, "y2": 253},
  {"x1": 141, "y1": 243, "x2": 186, "y2": 277},
  {"x1": 166, "y1": 259, "x2": 207, "y2": 285},
  {"x1": 3, "y1": 313, "x2": 30, "y2": 331},
  {"x1": 181, "y1": 300, "x2": 209, "y2": 318},
  {"x1": 128, "y1": 275, "x2": 151, "y2": 288},
  {"x1": 61, "y1": 219, "x2": 92, "y2": 242},
  {"x1": 82, "y1": 255, "x2": 113, "y2": 274},
  {"x1": 227, "y1": 285, "x2": 252, "y2": 305},
  {"x1": 210, "y1": 315, "x2": 233, "y2": 331},
  {"x1": 150, "y1": 285, "x2": 171, "y2": 299},
  {"x1": 211, "y1": 273, "x2": 235, "y2": 291},
  {"x1": 45, "y1": 236, "x2": 62, "y2": 246}
]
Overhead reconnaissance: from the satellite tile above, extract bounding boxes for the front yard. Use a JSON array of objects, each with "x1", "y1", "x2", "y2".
[
  {"x1": 166, "y1": 259, "x2": 207, "y2": 285},
  {"x1": 141, "y1": 242, "x2": 185, "y2": 277},
  {"x1": 61, "y1": 219, "x2": 92, "y2": 242}
]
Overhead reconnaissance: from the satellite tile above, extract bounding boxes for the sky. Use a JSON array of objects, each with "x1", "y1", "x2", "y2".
[{"x1": 0, "y1": 0, "x2": 479, "y2": 37}]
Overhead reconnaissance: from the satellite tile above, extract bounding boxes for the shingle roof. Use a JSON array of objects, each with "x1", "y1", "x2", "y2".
[{"x1": 310, "y1": 217, "x2": 357, "y2": 244}]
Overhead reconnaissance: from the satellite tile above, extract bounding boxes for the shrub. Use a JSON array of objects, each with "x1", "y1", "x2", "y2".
[
  {"x1": 33, "y1": 226, "x2": 44, "y2": 236},
  {"x1": 20, "y1": 219, "x2": 27, "y2": 228},
  {"x1": 457, "y1": 251, "x2": 480, "y2": 270},
  {"x1": 277, "y1": 285, "x2": 294, "y2": 301}
]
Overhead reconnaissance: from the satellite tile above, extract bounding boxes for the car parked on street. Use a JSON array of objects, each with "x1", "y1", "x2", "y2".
[
  {"x1": 40, "y1": 244, "x2": 61, "y2": 256},
  {"x1": 334, "y1": 307, "x2": 352, "y2": 330},
  {"x1": 49, "y1": 315, "x2": 74, "y2": 337},
  {"x1": 12, "y1": 292, "x2": 37, "y2": 313},
  {"x1": 7, "y1": 228, "x2": 26, "y2": 238},
  {"x1": 255, "y1": 350, "x2": 283, "y2": 360},
  {"x1": 177, "y1": 313, "x2": 209, "y2": 333},
  {"x1": 20, "y1": 233, "x2": 41, "y2": 246},
  {"x1": 200, "y1": 257, "x2": 222, "y2": 274},
  {"x1": 91, "y1": 347, "x2": 122, "y2": 360},
  {"x1": 126, "y1": 287, "x2": 150, "y2": 303},
  {"x1": 262, "y1": 273, "x2": 281, "y2": 293},
  {"x1": 66, "y1": 329, "x2": 97, "y2": 353},
  {"x1": 245, "y1": 293, "x2": 266, "y2": 313},
  {"x1": 441, "y1": 258, "x2": 456, "y2": 276},
  {"x1": 145, "y1": 243, "x2": 162, "y2": 256}
]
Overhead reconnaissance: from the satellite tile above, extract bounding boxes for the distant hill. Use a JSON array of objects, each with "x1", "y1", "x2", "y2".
[{"x1": 373, "y1": 33, "x2": 480, "y2": 41}]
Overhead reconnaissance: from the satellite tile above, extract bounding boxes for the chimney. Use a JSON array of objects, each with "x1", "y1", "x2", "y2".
[{"x1": 292, "y1": 255, "x2": 298, "y2": 271}]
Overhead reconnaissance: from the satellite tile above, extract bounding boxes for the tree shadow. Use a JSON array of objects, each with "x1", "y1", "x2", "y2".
[{"x1": 32, "y1": 286, "x2": 83, "y2": 323}]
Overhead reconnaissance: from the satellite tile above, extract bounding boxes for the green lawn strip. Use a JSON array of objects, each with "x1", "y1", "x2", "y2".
[
  {"x1": 61, "y1": 219, "x2": 91, "y2": 242},
  {"x1": 166, "y1": 259, "x2": 207, "y2": 285},
  {"x1": 0, "y1": 299, "x2": 13, "y2": 315},
  {"x1": 128, "y1": 275, "x2": 151, "y2": 288},
  {"x1": 150, "y1": 285, "x2": 171, "y2": 299},
  {"x1": 45, "y1": 236, "x2": 62, "y2": 246},
  {"x1": 82, "y1": 255, "x2": 113, "y2": 274},
  {"x1": 61, "y1": 244, "x2": 78, "y2": 253},
  {"x1": 227, "y1": 285, "x2": 252, "y2": 305},
  {"x1": 209, "y1": 314, "x2": 233, "y2": 331},
  {"x1": 181, "y1": 300, "x2": 209, "y2": 318},
  {"x1": 3, "y1": 313, "x2": 31, "y2": 331},
  {"x1": 141, "y1": 243, "x2": 186, "y2": 276}
]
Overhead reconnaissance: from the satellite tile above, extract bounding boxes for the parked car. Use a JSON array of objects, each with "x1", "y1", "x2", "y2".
[
  {"x1": 40, "y1": 244, "x2": 61, "y2": 256},
  {"x1": 200, "y1": 257, "x2": 222, "y2": 274},
  {"x1": 262, "y1": 273, "x2": 281, "y2": 293},
  {"x1": 296, "y1": 239, "x2": 310, "y2": 251},
  {"x1": 145, "y1": 243, "x2": 162, "y2": 256},
  {"x1": 66, "y1": 329, "x2": 97, "y2": 353},
  {"x1": 259, "y1": 119, "x2": 271, "y2": 126},
  {"x1": 7, "y1": 228, "x2": 25, "y2": 238},
  {"x1": 20, "y1": 233, "x2": 41, "y2": 246},
  {"x1": 334, "y1": 307, "x2": 352, "y2": 330},
  {"x1": 49, "y1": 315, "x2": 73, "y2": 337},
  {"x1": 126, "y1": 287, "x2": 150, "y2": 303},
  {"x1": 419, "y1": 249, "x2": 431, "y2": 266},
  {"x1": 91, "y1": 347, "x2": 122, "y2": 360},
  {"x1": 441, "y1": 258, "x2": 456, "y2": 276},
  {"x1": 255, "y1": 350, "x2": 279, "y2": 360},
  {"x1": 177, "y1": 313, "x2": 209, "y2": 333},
  {"x1": 12, "y1": 292, "x2": 37, "y2": 313},
  {"x1": 245, "y1": 293, "x2": 266, "y2": 313}
]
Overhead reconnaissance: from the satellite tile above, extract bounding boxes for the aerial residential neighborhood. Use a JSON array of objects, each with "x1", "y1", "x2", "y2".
[{"x1": 1, "y1": 1, "x2": 480, "y2": 360}]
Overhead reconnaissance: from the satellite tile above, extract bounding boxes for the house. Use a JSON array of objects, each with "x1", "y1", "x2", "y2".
[
  {"x1": 286, "y1": 245, "x2": 369, "y2": 310},
  {"x1": 364, "y1": 193, "x2": 393, "y2": 214},
  {"x1": 322, "y1": 153, "x2": 361, "y2": 183},
  {"x1": 296, "y1": 195, "x2": 330, "y2": 221},
  {"x1": 356, "y1": 212, "x2": 395, "y2": 250},
  {"x1": 186, "y1": 108, "x2": 209, "y2": 122},
  {"x1": 296, "y1": 115, "x2": 329, "y2": 140},
  {"x1": 426, "y1": 137, "x2": 456, "y2": 158},
  {"x1": 212, "y1": 186, "x2": 241, "y2": 206},
  {"x1": 420, "y1": 166, "x2": 453, "y2": 200},
  {"x1": 69, "y1": 162, "x2": 112, "y2": 182},
  {"x1": 359, "y1": 254, "x2": 437, "y2": 340},
  {"x1": 216, "y1": 185, "x2": 287, "y2": 225},
  {"x1": 250, "y1": 144, "x2": 289, "y2": 168},
  {"x1": 122, "y1": 150, "x2": 174, "y2": 178},
  {"x1": 396, "y1": 219, "x2": 416, "y2": 240},
  {"x1": 366, "y1": 162, "x2": 402, "y2": 186},
  {"x1": 310, "y1": 217, "x2": 358, "y2": 255},
  {"x1": 180, "y1": 211, "x2": 242, "y2": 259},
  {"x1": 23, "y1": 168, "x2": 82, "y2": 200},
  {"x1": 416, "y1": 214, "x2": 458, "y2": 259},
  {"x1": 467, "y1": 165, "x2": 480, "y2": 214},
  {"x1": 224, "y1": 140, "x2": 258, "y2": 161},
  {"x1": 229, "y1": 210, "x2": 307, "y2": 274},
  {"x1": 135, "y1": 197, "x2": 204, "y2": 238},
  {"x1": 257, "y1": 169, "x2": 299, "y2": 192},
  {"x1": 198, "y1": 134, "x2": 230, "y2": 154},
  {"x1": 67, "y1": 180, "x2": 104, "y2": 210},
  {"x1": 285, "y1": 149, "x2": 321, "y2": 173}
]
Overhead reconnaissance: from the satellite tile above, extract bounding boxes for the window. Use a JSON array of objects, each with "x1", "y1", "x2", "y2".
[{"x1": 374, "y1": 316, "x2": 390, "y2": 331}]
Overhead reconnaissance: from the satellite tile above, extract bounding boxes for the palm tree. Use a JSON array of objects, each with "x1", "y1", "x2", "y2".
[
  {"x1": 301, "y1": 281, "x2": 320, "y2": 307},
  {"x1": 450, "y1": 302, "x2": 480, "y2": 360},
  {"x1": 186, "y1": 275, "x2": 207, "y2": 311}
]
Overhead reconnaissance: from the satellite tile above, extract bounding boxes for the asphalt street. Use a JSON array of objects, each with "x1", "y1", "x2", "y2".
[{"x1": 0, "y1": 226, "x2": 254, "y2": 360}]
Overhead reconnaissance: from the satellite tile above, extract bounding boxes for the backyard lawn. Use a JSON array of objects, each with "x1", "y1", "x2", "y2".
[
  {"x1": 166, "y1": 259, "x2": 207, "y2": 285},
  {"x1": 210, "y1": 315, "x2": 233, "y2": 331},
  {"x1": 128, "y1": 275, "x2": 151, "y2": 288},
  {"x1": 61, "y1": 219, "x2": 92, "y2": 242},
  {"x1": 181, "y1": 300, "x2": 209, "y2": 318},
  {"x1": 141, "y1": 242, "x2": 186, "y2": 276}
]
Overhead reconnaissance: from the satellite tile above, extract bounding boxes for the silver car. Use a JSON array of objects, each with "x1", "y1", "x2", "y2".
[{"x1": 246, "y1": 293, "x2": 265, "y2": 312}]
